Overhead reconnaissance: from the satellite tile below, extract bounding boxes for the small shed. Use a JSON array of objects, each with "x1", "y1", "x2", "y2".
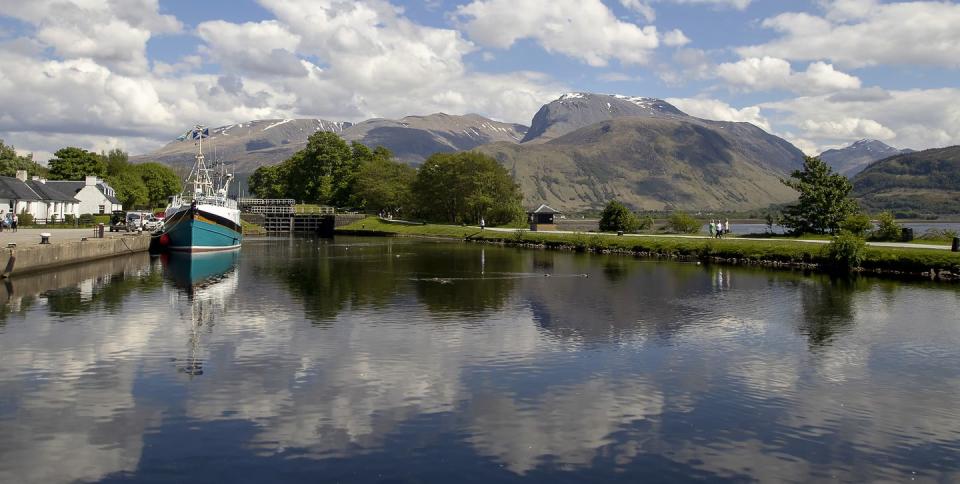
[{"x1": 528, "y1": 204, "x2": 560, "y2": 232}]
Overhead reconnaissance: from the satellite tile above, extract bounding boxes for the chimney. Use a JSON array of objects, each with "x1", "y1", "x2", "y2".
[
  {"x1": 15, "y1": 170, "x2": 27, "y2": 181},
  {"x1": 85, "y1": 175, "x2": 98, "y2": 186}
]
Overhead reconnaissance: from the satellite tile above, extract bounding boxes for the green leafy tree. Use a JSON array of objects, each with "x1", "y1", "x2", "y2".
[
  {"x1": 412, "y1": 152, "x2": 523, "y2": 225},
  {"x1": 103, "y1": 148, "x2": 129, "y2": 175},
  {"x1": 352, "y1": 156, "x2": 416, "y2": 215},
  {"x1": 780, "y1": 156, "x2": 859, "y2": 234},
  {"x1": 248, "y1": 164, "x2": 288, "y2": 199},
  {"x1": 106, "y1": 167, "x2": 148, "y2": 208},
  {"x1": 666, "y1": 211, "x2": 702, "y2": 234},
  {"x1": 137, "y1": 162, "x2": 181, "y2": 207},
  {"x1": 48, "y1": 147, "x2": 107, "y2": 180},
  {"x1": 840, "y1": 212, "x2": 873, "y2": 237},
  {"x1": 599, "y1": 200, "x2": 640, "y2": 232},
  {"x1": 873, "y1": 211, "x2": 902, "y2": 241},
  {"x1": 826, "y1": 232, "x2": 866, "y2": 272},
  {"x1": 285, "y1": 131, "x2": 357, "y2": 205},
  {"x1": 0, "y1": 140, "x2": 47, "y2": 177}
]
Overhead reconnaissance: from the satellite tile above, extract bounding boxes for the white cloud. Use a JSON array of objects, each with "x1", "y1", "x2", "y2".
[
  {"x1": 0, "y1": 0, "x2": 181, "y2": 74},
  {"x1": 666, "y1": 97, "x2": 771, "y2": 131},
  {"x1": 620, "y1": 0, "x2": 657, "y2": 22},
  {"x1": 662, "y1": 29, "x2": 691, "y2": 47},
  {"x1": 739, "y1": 1, "x2": 960, "y2": 68},
  {"x1": 454, "y1": 0, "x2": 659, "y2": 67},
  {"x1": 717, "y1": 56, "x2": 860, "y2": 94},
  {"x1": 762, "y1": 88, "x2": 960, "y2": 151},
  {"x1": 197, "y1": 20, "x2": 306, "y2": 77}
]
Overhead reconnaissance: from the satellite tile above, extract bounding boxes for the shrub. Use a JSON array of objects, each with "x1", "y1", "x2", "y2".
[
  {"x1": 64, "y1": 214, "x2": 76, "y2": 226},
  {"x1": 872, "y1": 211, "x2": 901, "y2": 241},
  {"x1": 93, "y1": 214, "x2": 111, "y2": 225},
  {"x1": 666, "y1": 212, "x2": 701, "y2": 234},
  {"x1": 599, "y1": 200, "x2": 640, "y2": 232},
  {"x1": 826, "y1": 232, "x2": 866, "y2": 272},
  {"x1": 840, "y1": 213, "x2": 873, "y2": 237},
  {"x1": 638, "y1": 215, "x2": 654, "y2": 231},
  {"x1": 78, "y1": 213, "x2": 95, "y2": 225},
  {"x1": 17, "y1": 210, "x2": 33, "y2": 226}
]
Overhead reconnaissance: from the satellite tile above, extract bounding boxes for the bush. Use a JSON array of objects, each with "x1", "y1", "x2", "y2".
[
  {"x1": 17, "y1": 210, "x2": 33, "y2": 226},
  {"x1": 840, "y1": 213, "x2": 873, "y2": 237},
  {"x1": 93, "y1": 214, "x2": 111, "y2": 225},
  {"x1": 666, "y1": 212, "x2": 701, "y2": 234},
  {"x1": 64, "y1": 214, "x2": 76, "y2": 226},
  {"x1": 599, "y1": 200, "x2": 640, "y2": 232},
  {"x1": 826, "y1": 232, "x2": 866, "y2": 272},
  {"x1": 872, "y1": 211, "x2": 901, "y2": 241},
  {"x1": 78, "y1": 213, "x2": 95, "y2": 225},
  {"x1": 639, "y1": 215, "x2": 654, "y2": 231}
]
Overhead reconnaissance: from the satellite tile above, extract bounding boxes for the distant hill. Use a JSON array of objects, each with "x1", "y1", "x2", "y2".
[
  {"x1": 819, "y1": 139, "x2": 913, "y2": 176},
  {"x1": 344, "y1": 113, "x2": 526, "y2": 163},
  {"x1": 521, "y1": 92, "x2": 686, "y2": 144},
  {"x1": 133, "y1": 114, "x2": 527, "y2": 173},
  {"x1": 476, "y1": 115, "x2": 803, "y2": 212},
  {"x1": 852, "y1": 145, "x2": 960, "y2": 214}
]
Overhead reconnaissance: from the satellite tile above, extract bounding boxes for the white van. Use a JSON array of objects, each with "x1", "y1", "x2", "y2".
[{"x1": 126, "y1": 212, "x2": 148, "y2": 232}]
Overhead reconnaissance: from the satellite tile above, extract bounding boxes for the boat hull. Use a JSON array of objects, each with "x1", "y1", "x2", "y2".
[{"x1": 161, "y1": 205, "x2": 242, "y2": 252}]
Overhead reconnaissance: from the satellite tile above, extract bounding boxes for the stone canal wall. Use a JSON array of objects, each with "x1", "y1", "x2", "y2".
[{"x1": 0, "y1": 235, "x2": 151, "y2": 277}]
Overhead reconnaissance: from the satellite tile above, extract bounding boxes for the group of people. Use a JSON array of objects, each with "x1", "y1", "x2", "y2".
[
  {"x1": 0, "y1": 211, "x2": 18, "y2": 232},
  {"x1": 709, "y1": 219, "x2": 730, "y2": 238}
]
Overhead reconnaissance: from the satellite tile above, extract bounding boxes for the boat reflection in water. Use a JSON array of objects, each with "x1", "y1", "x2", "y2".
[{"x1": 161, "y1": 251, "x2": 239, "y2": 376}]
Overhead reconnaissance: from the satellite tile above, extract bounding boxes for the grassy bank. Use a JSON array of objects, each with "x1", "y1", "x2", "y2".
[{"x1": 337, "y1": 217, "x2": 960, "y2": 281}]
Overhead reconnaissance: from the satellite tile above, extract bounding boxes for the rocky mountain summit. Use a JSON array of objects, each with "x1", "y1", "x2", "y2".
[{"x1": 819, "y1": 139, "x2": 912, "y2": 177}]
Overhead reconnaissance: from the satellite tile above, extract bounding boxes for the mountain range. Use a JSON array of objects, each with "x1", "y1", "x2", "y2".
[
  {"x1": 852, "y1": 145, "x2": 960, "y2": 215},
  {"x1": 818, "y1": 139, "x2": 913, "y2": 177},
  {"x1": 136, "y1": 92, "x2": 813, "y2": 211}
]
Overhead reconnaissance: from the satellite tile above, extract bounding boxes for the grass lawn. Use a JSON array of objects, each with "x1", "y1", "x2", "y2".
[{"x1": 338, "y1": 217, "x2": 960, "y2": 276}]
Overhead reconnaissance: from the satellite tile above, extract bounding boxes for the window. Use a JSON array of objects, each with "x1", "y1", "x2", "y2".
[{"x1": 99, "y1": 205, "x2": 105, "y2": 214}]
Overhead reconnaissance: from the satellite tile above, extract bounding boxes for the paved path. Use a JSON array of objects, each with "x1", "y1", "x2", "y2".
[
  {"x1": 482, "y1": 227, "x2": 952, "y2": 251},
  {"x1": 0, "y1": 228, "x2": 146, "y2": 247}
]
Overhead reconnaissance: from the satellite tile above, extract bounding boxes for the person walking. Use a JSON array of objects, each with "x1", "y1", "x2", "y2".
[
  {"x1": 708, "y1": 220, "x2": 715, "y2": 237},
  {"x1": 724, "y1": 219, "x2": 730, "y2": 238},
  {"x1": 12, "y1": 213, "x2": 18, "y2": 232}
]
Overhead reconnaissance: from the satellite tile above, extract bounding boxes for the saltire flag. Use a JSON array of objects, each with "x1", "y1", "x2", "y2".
[
  {"x1": 175, "y1": 128, "x2": 192, "y2": 141},
  {"x1": 191, "y1": 127, "x2": 210, "y2": 139}
]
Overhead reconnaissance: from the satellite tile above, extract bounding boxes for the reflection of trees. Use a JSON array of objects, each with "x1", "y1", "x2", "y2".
[
  {"x1": 411, "y1": 245, "x2": 525, "y2": 314},
  {"x1": 254, "y1": 238, "x2": 411, "y2": 324},
  {"x1": 796, "y1": 276, "x2": 865, "y2": 347}
]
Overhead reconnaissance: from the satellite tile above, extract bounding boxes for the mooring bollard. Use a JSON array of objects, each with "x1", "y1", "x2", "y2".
[
  {"x1": 98, "y1": 223, "x2": 105, "y2": 238},
  {"x1": 40, "y1": 232, "x2": 51, "y2": 244},
  {"x1": 952, "y1": 237, "x2": 959, "y2": 252}
]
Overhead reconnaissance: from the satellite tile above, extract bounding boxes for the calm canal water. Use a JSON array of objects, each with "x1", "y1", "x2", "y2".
[{"x1": 1, "y1": 236, "x2": 959, "y2": 483}]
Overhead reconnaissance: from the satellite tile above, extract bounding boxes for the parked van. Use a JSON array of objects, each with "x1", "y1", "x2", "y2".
[{"x1": 126, "y1": 212, "x2": 147, "y2": 231}]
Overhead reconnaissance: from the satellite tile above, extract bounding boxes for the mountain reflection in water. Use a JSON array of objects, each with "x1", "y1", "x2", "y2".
[{"x1": 0, "y1": 236, "x2": 958, "y2": 483}]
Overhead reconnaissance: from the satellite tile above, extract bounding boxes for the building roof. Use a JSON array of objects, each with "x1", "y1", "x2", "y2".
[
  {"x1": 528, "y1": 204, "x2": 560, "y2": 214},
  {"x1": 0, "y1": 176, "x2": 43, "y2": 201},
  {"x1": 26, "y1": 181, "x2": 77, "y2": 202},
  {"x1": 46, "y1": 180, "x2": 121, "y2": 204}
]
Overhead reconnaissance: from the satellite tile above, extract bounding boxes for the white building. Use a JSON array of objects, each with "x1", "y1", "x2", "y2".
[
  {"x1": 0, "y1": 170, "x2": 80, "y2": 223},
  {"x1": 46, "y1": 176, "x2": 123, "y2": 215}
]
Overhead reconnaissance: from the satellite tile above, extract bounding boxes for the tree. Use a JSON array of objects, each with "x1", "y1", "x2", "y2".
[
  {"x1": 352, "y1": 157, "x2": 416, "y2": 215},
  {"x1": 780, "y1": 156, "x2": 859, "y2": 235},
  {"x1": 106, "y1": 168, "x2": 148, "y2": 208},
  {"x1": 0, "y1": 140, "x2": 47, "y2": 177},
  {"x1": 666, "y1": 211, "x2": 702, "y2": 234},
  {"x1": 873, "y1": 211, "x2": 902, "y2": 241},
  {"x1": 412, "y1": 152, "x2": 523, "y2": 225},
  {"x1": 48, "y1": 147, "x2": 107, "y2": 180},
  {"x1": 285, "y1": 131, "x2": 357, "y2": 205},
  {"x1": 249, "y1": 164, "x2": 288, "y2": 199},
  {"x1": 840, "y1": 212, "x2": 872, "y2": 237},
  {"x1": 137, "y1": 162, "x2": 181, "y2": 207},
  {"x1": 599, "y1": 200, "x2": 640, "y2": 232},
  {"x1": 103, "y1": 148, "x2": 129, "y2": 175}
]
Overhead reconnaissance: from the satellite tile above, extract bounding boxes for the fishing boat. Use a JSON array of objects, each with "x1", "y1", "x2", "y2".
[{"x1": 156, "y1": 125, "x2": 242, "y2": 252}]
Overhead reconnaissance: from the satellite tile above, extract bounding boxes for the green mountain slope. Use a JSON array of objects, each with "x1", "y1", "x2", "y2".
[
  {"x1": 852, "y1": 145, "x2": 960, "y2": 214},
  {"x1": 476, "y1": 116, "x2": 802, "y2": 212}
]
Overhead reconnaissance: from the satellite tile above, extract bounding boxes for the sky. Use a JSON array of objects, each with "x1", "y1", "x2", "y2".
[{"x1": 1, "y1": 0, "x2": 959, "y2": 161}]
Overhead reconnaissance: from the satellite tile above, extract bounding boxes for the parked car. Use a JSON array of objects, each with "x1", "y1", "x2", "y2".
[
  {"x1": 126, "y1": 212, "x2": 146, "y2": 231},
  {"x1": 109, "y1": 210, "x2": 127, "y2": 232},
  {"x1": 143, "y1": 215, "x2": 162, "y2": 231}
]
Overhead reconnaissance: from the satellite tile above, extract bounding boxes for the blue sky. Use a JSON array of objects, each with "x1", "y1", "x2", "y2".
[{"x1": 1, "y1": 0, "x2": 959, "y2": 159}]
